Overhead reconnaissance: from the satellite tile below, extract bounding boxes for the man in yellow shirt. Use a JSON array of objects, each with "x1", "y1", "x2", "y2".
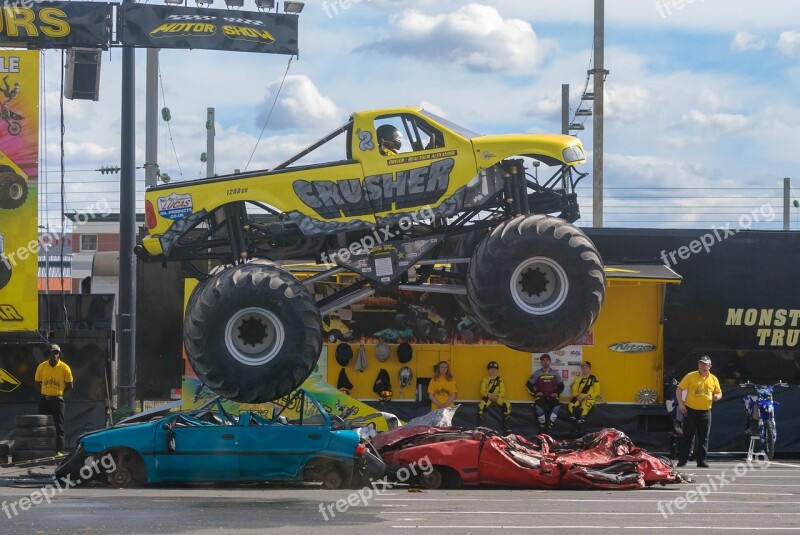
[
  {"x1": 35, "y1": 344, "x2": 74, "y2": 455},
  {"x1": 676, "y1": 355, "x2": 722, "y2": 468}
]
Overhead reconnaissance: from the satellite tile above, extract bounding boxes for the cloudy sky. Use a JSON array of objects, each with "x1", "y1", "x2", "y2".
[{"x1": 38, "y1": 0, "x2": 800, "y2": 230}]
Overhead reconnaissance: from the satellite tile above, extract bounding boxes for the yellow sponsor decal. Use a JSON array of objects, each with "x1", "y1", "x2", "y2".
[
  {"x1": 0, "y1": 6, "x2": 70, "y2": 38},
  {"x1": 0, "y1": 304, "x2": 23, "y2": 321},
  {"x1": 222, "y1": 25, "x2": 275, "y2": 44},
  {"x1": 0, "y1": 368, "x2": 21, "y2": 393},
  {"x1": 150, "y1": 22, "x2": 216, "y2": 38},
  {"x1": 387, "y1": 150, "x2": 457, "y2": 166}
]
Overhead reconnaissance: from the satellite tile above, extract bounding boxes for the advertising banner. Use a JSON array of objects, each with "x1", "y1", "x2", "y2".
[
  {"x1": 0, "y1": 2, "x2": 110, "y2": 49},
  {"x1": 0, "y1": 49, "x2": 38, "y2": 332},
  {"x1": 120, "y1": 3, "x2": 299, "y2": 55}
]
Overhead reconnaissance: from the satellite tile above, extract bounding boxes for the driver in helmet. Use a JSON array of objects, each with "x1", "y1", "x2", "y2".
[{"x1": 377, "y1": 124, "x2": 403, "y2": 156}]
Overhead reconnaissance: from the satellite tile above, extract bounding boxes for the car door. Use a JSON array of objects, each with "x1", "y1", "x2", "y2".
[
  {"x1": 238, "y1": 392, "x2": 332, "y2": 480},
  {"x1": 353, "y1": 110, "x2": 473, "y2": 218},
  {"x1": 153, "y1": 413, "x2": 240, "y2": 481}
]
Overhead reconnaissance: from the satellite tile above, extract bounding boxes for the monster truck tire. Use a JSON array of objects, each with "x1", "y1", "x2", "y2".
[
  {"x1": 184, "y1": 261, "x2": 322, "y2": 403},
  {"x1": 467, "y1": 214, "x2": 605, "y2": 352},
  {"x1": 452, "y1": 228, "x2": 493, "y2": 319},
  {"x1": 0, "y1": 258, "x2": 10, "y2": 290},
  {"x1": 413, "y1": 319, "x2": 434, "y2": 340},
  {"x1": 0, "y1": 172, "x2": 27, "y2": 209}
]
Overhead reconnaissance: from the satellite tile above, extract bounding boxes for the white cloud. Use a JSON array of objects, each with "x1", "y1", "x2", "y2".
[
  {"x1": 682, "y1": 110, "x2": 749, "y2": 131},
  {"x1": 254, "y1": 75, "x2": 344, "y2": 131},
  {"x1": 731, "y1": 31, "x2": 767, "y2": 52},
  {"x1": 357, "y1": 3, "x2": 548, "y2": 75},
  {"x1": 605, "y1": 85, "x2": 650, "y2": 124},
  {"x1": 777, "y1": 31, "x2": 800, "y2": 58}
]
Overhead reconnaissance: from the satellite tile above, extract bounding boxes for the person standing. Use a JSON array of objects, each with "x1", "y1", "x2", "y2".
[
  {"x1": 427, "y1": 361, "x2": 457, "y2": 411},
  {"x1": 526, "y1": 354, "x2": 564, "y2": 433},
  {"x1": 477, "y1": 361, "x2": 512, "y2": 434},
  {"x1": 566, "y1": 361, "x2": 601, "y2": 438},
  {"x1": 35, "y1": 344, "x2": 73, "y2": 455},
  {"x1": 676, "y1": 355, "x2": 722, "y2": 468}
]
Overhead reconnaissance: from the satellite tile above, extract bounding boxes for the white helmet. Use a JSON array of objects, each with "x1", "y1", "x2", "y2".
[{"x1": 398, "y1": 366, "x2": 413, "y2": 388}]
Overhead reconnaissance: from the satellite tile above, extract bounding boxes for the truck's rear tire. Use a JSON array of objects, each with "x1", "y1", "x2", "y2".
[
  {"x1": 184, "y1": 262, "x2": 322, "y2": 403},
  {"x1": 0, "y1": 172, "x2": 27, "y2": 209},
  {"x1": 467, "y1": 215, "x2": 605, "y2": 352}
]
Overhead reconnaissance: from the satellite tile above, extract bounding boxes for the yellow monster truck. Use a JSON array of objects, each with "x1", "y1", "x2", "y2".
[
  {"x1": 136, "y1": 108, "x2": 605, "y2": 403},
  {"x1": 0, "y1": 151, "x2": 28, "y2": 210}
]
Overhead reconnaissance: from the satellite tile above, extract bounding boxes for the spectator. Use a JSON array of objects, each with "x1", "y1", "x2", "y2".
[
  {"x1": 427, "y1": 361, "x2": 457, "y2": 411},
  {"x1": 35, "y1": 344, "x2": 73, "y2": 455},
  {"x1": 477, "y1": 361, "x2": 511, "y2": 434},
  {"x1": 566, "y1": 361, "x2": 601, "y2": 438},
  {"x1": 526, "y1": 354, "x2": 564, "y2": 433}
]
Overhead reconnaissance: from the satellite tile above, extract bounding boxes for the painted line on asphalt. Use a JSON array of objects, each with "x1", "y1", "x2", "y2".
[
  {"x1": 766, "y1": 461, "x2": 800, "y2": 469},
  {"x1": 391, "y1": 526, "x2": 800, "y2": 530},
  {"x1": 382, "y1": 511, "x2": 800, "y2": 516},
  {"x1": 376, "y1": 498, "x2": 800, "y2": 504}
]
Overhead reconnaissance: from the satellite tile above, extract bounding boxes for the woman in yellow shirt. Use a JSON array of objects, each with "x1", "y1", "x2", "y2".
[{"x1": 427, "y1": 361, "x2": 457, "y2": 411}]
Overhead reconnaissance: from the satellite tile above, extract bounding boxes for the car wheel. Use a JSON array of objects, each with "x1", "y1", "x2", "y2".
[
  {"x1": 418, "y1": 467, "x2": 443, "y2": 490},
  {"x1": 467, "y1": 214, "x2": 605, "y2": 352},
  {"x1": 108, "y1": 450, "x2": 146, "y2": 488},
  {"x1": 0, "y1": 172, "x2": 27, "y2": 209},
  {"x1": 184, "y1": 261, "x2": 322, "y2": 403},
  {"x1": 323, "y1": 467, "x2": 345, "y2": 490}
]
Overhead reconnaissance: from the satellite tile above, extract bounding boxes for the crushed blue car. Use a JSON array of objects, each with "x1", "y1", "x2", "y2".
[{"x1": 55, "y1": 389, "x2": 385, "y2": 489}]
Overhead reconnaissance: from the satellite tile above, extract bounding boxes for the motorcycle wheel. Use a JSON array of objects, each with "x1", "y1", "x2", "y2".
[{"x1": 764, "y1": 419, "x2": 776, "y2": 460}]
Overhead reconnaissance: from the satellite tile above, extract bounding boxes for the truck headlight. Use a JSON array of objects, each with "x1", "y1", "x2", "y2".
[{"x1": 562, "y1": 146, "x2": 585, "y2": 163}]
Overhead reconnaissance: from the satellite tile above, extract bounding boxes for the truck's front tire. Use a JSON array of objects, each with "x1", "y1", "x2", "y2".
[
  {"x1": 184, "y1": 262, "x2": 322, "y2": 403},
  {"x1": 0, "y1": 172, "x2": 27, "y2": 209},
  {"x1": 467, "y1": 215, "x2": 605, "y2": 352}
]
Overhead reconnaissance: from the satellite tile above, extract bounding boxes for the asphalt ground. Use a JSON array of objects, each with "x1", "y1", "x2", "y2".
[{"x1": 0, "y1": 456, "x2": 797, "y2": 534}]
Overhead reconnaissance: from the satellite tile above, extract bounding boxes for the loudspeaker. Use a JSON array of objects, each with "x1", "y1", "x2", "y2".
[{"x1": 65, "y1": 48, "x2": 102, "y2": 101}]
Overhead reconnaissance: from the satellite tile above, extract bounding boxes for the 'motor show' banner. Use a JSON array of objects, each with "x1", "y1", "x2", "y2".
[
  {"x1": 0, "y1": 50, "x2": 38, "y2": 332},
  {"x1": 120, "y1": 3, "x2": 298, "y2": 55},
  {"x1": 0, "y1": 2, "x2": 110, "y2": 48}
]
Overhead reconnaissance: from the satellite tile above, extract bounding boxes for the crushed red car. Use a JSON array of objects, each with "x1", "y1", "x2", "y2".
[{"x1": 372, "y1": 427, "x2": 678, "y2": 490}]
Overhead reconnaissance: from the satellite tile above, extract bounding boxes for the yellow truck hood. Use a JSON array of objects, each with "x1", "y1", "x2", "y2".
[{"x1": 472, "y1": 133, "x2": 586, "y2": 169}]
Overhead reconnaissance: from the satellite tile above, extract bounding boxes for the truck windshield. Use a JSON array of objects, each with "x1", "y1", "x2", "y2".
[{"x1": 420, "y1": 110, "x2": 482, "y2": 139}]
